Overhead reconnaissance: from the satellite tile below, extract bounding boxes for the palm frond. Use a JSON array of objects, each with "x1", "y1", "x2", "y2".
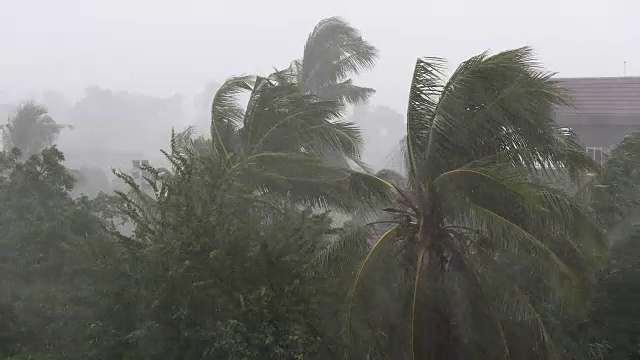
[
  {"x1": 451, "y1": 245, "x2": 512, "y2": 359},
  {"x1": 230, "y1": 152, "x2": 350, "y2": 211},
  {"x1": 346, "y1": 171, "x2": 399, "y2": 211},
  {"x1": 433, "y1": 163, "x2": 540, "y2": 204},
  {"x1": 298, "y1": 118, "x2": 363, "y2": 160},
  {"x1": 405, "y1": 57, "x2": 447, "y2": 181},
  {"x1": 316, "y1": 79, "x2": 376, "y2": 104},
  {"x1": 248, "y1": 98, "x2": 350, "y2": 156},
  {"x1": 315, "y1": 221, "x2": 378, "y2": 272},
  {"x1": 437, "y1": 163, "x2": 606, "y2": 276},
  {"x1": 451, "y1": 199, "x2": 589, "y2": 310},
  {"x1": 242, "y1": 76, "x2": 298, "y2": 153},
  {"x1": 460, "y1": 244, "x2": 559, "y2": 358},
  {"x1": 346, "y1": 224, "x2": 399, "y2": 336},
  {"x1": 210, "y1": 75, "x2": 254, "y2": 159}
]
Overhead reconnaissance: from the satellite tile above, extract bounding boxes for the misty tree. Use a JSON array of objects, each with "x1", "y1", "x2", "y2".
[
  {"x1": 0, "y1": 146, "x2": 115, "y2": 359},
  {"x1": 1, "y1": 102, "x2": 67, "y2": 159}
]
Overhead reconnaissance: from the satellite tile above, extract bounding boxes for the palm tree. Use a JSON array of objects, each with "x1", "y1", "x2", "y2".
[
  {"x1": 286, "y1": 16, "x2": 378, "y2": 105},
  {"x1": 345, "y1": 47, "x2": 607, "y2": 359},
  {"x1": 1, "y1": 102, "x2": 68, "y2": 158}
]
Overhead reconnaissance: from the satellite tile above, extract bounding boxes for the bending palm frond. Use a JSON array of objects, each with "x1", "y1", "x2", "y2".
[{"x1": 210, "y1": 75, "x2": 254, "y2": 160}]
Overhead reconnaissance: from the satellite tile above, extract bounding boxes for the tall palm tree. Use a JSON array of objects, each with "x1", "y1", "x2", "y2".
[
  {"x1": 345, "y1": 47, "x2": 607, "y2": 359},
  {"x1": 1, "y1": 102, "x2": 68, "y2": 158}
]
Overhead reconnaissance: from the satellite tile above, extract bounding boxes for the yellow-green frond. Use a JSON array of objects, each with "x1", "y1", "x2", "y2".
[{"x1": 346, "y1": 224, "x2": 399, "y2": 336}]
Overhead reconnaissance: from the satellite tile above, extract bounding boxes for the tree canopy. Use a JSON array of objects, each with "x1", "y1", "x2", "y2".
[{"x1": 1, "y1": 102, "x2": 67, "y2": 159}]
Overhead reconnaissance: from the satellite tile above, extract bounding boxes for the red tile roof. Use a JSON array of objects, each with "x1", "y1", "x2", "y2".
[{"x1": 554, "y1": 77, "x2": 640, "y2": 116}]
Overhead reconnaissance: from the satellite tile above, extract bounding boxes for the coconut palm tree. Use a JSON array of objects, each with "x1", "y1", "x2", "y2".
[
  {"x1": 344, "y1": 47, "x2": 607, "y2": 359},
  {"x1": 2, "y1": 102, "x2": 68, "y2": 158},
  {"x1": 286, "y1": 16, "x2": 378, "y2": 105}
]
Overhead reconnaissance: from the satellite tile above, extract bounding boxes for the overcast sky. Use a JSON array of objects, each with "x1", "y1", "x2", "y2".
[{"x1": 2, "y1": 0, "x2": 638, "y2": 112}]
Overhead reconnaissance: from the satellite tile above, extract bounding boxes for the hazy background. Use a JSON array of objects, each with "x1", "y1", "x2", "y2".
[
  {"x1": 1, "y1": 0, "x2": 638, "y2": 186},
  {"x1": 2, "y1": 0, "x2": 637, "y2": 106}
]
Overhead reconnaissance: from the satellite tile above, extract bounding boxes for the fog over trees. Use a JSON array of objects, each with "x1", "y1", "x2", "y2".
[{"x1": 1, "y1": 5, "x2": 639, "y2": 360}]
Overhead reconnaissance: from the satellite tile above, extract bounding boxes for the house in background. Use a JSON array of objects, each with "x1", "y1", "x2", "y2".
[{"x1": 555, "y1": 77, "x2": 640, "y2": 164}]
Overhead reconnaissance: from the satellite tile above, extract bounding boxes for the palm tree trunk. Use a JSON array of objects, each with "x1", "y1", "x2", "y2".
[{"x1": 413, "y1": 266, "x2": 461, "y2": 360}]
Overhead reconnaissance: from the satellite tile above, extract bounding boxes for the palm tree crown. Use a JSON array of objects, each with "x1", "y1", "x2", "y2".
[
  {"x1": 2, "y1": 102, "x2": 67, "y2": 158},
  {"x1": 297, "y1": 16, "x2": 378, "y2": 105},
  {"x1": 274, "y1": 16, "x2": 378, "y2": 169}
]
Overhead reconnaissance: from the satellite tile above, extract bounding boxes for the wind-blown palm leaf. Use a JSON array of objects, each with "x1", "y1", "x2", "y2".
[
  {"x1": 436, "y1": 164, "x2": 606, "y2": 265},
  {"x1": 315, "y1": 219, "x2": 393, "y2": 273},
  {"x1": 346, "y1": 171, "x2": 398, "y2": 210},
  {"x1": 230, "y1": 152, "x2": 392, "y2": 214},
  {"x1": 405, "y1": 56, "x2": 447, "y2": 182},
  {"x1": 449, "y1": 243, "x2": 558, "y2": 359},
  {"x1": 346, "y1": 225, "x2": 399, "y2": 334},
  {"x1": 210, "y1": 75, "x2": 254, "y2": 159},
  {"x1": 318, "y1": 79, "x2": 376, "y2": 104},
  {"x1": 234, "y1": 75, "x2": 363, "y2": 160}
]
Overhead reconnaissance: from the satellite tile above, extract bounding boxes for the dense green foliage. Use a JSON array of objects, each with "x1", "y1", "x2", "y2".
[
  {"x1": 562, "y1": 133, "x2": 640, "y2": 359},
  {"x1": 0, "y1": 147, "x2": 112, "y2": 358},
  {"x1": 2, "y1": 16, "x2": 640, "y2": 360}
]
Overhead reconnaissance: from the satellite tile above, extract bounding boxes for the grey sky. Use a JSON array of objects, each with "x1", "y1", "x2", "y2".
[{"x1": 2, "y1": 0, "x2": 638, "y2": 112}]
